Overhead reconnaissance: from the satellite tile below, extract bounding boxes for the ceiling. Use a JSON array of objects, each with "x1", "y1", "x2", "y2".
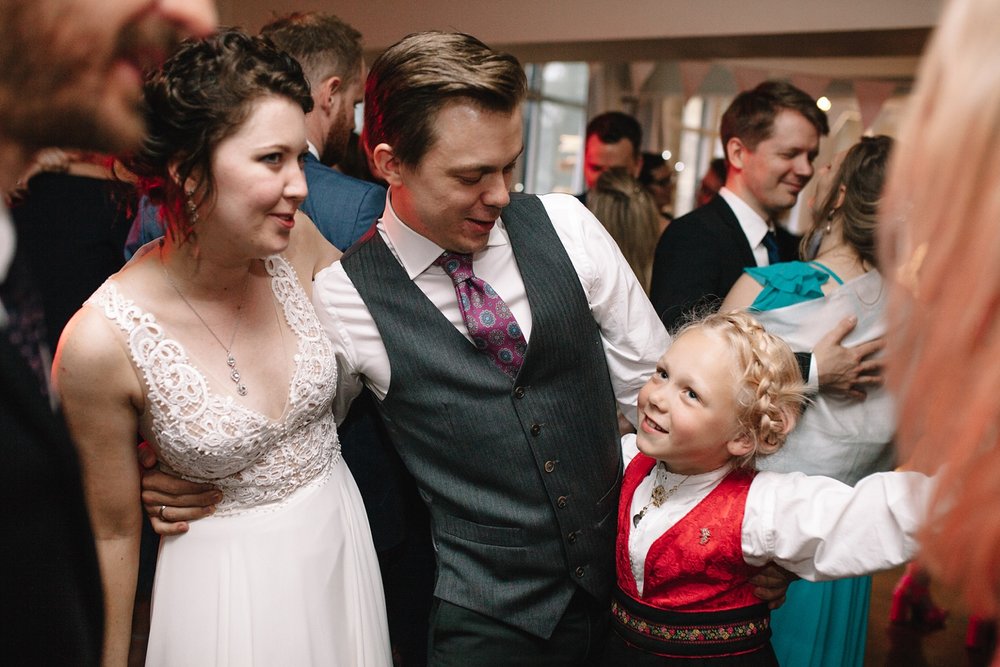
[{"x1": 215, "y1": 0, "x2": 945, "y2": 89}]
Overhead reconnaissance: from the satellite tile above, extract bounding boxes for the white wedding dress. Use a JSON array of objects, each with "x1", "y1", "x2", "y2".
[{"x1": 88, "y1": 255, "x2": 391, "y2": 666}]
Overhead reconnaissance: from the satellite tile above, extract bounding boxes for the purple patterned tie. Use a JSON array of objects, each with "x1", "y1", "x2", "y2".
[{"x1": 434, "y1": 252, "x2": 526, "y2": 379}]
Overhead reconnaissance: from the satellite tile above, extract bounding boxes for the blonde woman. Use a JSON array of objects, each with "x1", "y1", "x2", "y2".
[{"x1": 587, "y1": 168, "x2": 663, "y2": 293}]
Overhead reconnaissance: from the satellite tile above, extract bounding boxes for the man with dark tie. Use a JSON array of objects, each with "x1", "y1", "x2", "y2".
[
  {"x1": 650, "y1": 80, "x2": 882, "y2": 401},
  {"x1": 650, "y1": 81, "x2": 825, "y2": 332},
  {"x1": 0, "y1": 0, "x2": 216, "y2": 663}
]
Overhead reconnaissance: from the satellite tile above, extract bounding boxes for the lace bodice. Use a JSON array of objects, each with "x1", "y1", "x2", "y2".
[{"x1": 89, "y1": 255, "x2": 339, "y2": 515}]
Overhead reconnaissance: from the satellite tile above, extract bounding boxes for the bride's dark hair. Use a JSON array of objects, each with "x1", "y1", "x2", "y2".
[{"x1": 124, "y1": 28, "x2": 313, "y2": 241}]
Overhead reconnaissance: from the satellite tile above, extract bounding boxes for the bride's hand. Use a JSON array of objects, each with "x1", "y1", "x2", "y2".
[{"x1": 138, "y1": 443, "x2": 222, "y2": 535}]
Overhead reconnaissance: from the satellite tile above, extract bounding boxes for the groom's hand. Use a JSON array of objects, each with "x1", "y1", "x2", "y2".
[
  {"x1": 138, "y1": 442, "x2": 222, "y2": 535},
  {"x1": 814, "y1": 316, "x2": 885, "y2": 400},
  {"x1": 749, "y1": 563, "x2": 798, "y2": 610}
]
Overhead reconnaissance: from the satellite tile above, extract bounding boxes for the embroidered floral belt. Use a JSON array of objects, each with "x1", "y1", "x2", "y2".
[{"x1": 611, "y1": 590, "x2": 771, "y2": 658}]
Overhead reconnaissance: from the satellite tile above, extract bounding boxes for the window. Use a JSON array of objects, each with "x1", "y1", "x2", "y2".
[{"x1": 519, "y1": 62, "x2": 589, "y2": 195}]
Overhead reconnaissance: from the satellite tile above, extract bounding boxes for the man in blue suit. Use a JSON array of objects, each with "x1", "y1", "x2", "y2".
[
  {"x1": 261, "y1": 13, "x2": 385, "y2": 252},
  {"x1": 0, "y1": 0, "x2": 216, "y2": 663},
  {"x1": 125, "y1": 13, "x2": 385, "y2": 256},
  {"x1": 261, "y1": 13, "x2": 385, "y2": 250}
]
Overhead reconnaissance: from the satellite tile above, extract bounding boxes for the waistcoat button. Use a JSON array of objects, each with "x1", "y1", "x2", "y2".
[
  {"x1": 544, "y1": 460, "x2": 556, "y2": 473},
  {"x1": 557, "y1": 495, "x2": 568, "y2": 508},
  {"x1": 513, "y1": 386, "x2": 526, "y2": 399},
  {"x1": 575, "y1": 566, "x2": 585, "y2": 578},
  {"x1": 530, "y1": 423, "x2": 542, "y2": 436}
]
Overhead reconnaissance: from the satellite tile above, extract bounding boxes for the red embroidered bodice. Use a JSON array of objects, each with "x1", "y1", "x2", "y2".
[{"x1": 616, "y1": 454, "x2": 761, "y2": 611}]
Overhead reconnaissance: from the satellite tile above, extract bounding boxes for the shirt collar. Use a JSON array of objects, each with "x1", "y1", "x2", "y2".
[
  {"x1": 306, "y1": 141, "x2": 320, "y2": 160},
  {"x1": 381, "y1": 187, "x2": 510, "y2": 279},
  {"x1": 719, "y1": 186, "x2": 771, "y2": 247}
]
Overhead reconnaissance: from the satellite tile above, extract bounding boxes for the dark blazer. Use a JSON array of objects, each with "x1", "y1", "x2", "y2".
[
  {"x1": 649, "y1": 195, "x2": 799, "y2": 331},
  {"x1": 13, "y1": 172, "x2": 131, "y2": 351},
  {"x1": 300, "y1": 153, "x2": 385, "y2": 252},
  {"x1": 0, "y1": 335, "x2": 104, "y2": 665}
]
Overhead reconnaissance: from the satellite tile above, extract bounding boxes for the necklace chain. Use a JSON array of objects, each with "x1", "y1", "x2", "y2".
[
  {"x1": 632, "y1": 462, "x2": 689, "y2": 527},
  {"x1": 159, "y1": 244, "x2": 252, "y2": 396}
]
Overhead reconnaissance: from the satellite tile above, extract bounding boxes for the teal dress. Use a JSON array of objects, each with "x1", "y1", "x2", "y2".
[{"x1": 746, "y1": 261, "x2": 869, "y2": 667}]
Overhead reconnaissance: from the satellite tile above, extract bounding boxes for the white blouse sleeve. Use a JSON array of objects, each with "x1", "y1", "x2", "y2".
[{"x1": 742, "y1": 470, "x2": 933, "y2": 580}]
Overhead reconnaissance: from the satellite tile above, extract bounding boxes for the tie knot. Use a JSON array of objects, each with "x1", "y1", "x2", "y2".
[{"x1": 434, "y1": 252, "x2": 474, "y2": 283}]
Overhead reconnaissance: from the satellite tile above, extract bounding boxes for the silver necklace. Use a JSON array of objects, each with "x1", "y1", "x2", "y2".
[
  {"x1": 632, "y1": 462, "x2": 689, "y2": 527},
  {"x1": 159, "y1": 245, "x2": 252, "y2": 396}
]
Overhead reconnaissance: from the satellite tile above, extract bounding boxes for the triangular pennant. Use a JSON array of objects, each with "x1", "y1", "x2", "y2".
[
  {"x1": 790, "y1": 74, "x2": 832, "y2": 101},
  {"x1": 731, "y1": 66, "x2": 769, "y2": 92},
  {"x1": 629, "y1": 61, "x2": 656, "y2": 96},
  {"x1": 854, "y1": 80, "x2": 897, "y2": 131},
  {"x1": 679, "y1": 61, "x2": 712, "y2": 101}
]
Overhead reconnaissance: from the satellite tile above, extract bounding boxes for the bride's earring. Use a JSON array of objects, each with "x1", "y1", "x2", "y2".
[{"x1": 185, "y1": 189, "x2": 199, "y2": 224}]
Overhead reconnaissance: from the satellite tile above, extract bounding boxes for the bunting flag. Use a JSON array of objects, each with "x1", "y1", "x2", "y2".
[
  {"x1": 854, "y1": 80, "x2": 897, "y2": 130},
  {"x1": 731, "y1": 66, "x2": 769, "y2": 92},
  {"x1": 679, "y1": 61, "x2": 712, "y2": 101},
  {"x1": 790, "y1": 73, "x2": 833, "y2": 101},
  {"x1": 629, "y1": 61, "x2": 656, "y2": 96}
]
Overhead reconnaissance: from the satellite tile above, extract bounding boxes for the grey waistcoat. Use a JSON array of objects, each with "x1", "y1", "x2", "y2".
[{"x1": 341, "y1": 194, "x2": 621, "y2": 638}]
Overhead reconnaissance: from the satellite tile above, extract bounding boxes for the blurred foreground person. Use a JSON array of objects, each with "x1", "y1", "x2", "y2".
[
  {"x1": 0, "y1": 0, "x2": 215, "y2": 663},
  {"x1": 882, "y1": 0, "x2": 1000, "y2": 663}
]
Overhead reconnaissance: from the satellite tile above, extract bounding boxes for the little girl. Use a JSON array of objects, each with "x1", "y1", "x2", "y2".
[{"x1": 605, "y1": 311, "x2": 931, "y2": 665}]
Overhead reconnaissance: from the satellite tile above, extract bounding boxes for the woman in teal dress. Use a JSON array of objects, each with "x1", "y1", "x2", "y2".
[{"x1": 720, "y1": 135, "x2": 894, "y2": 667}]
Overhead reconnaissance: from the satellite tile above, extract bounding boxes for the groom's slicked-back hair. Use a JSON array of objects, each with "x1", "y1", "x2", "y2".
[{"x1": 363, "y1": 31, "x2": 527, "y2": 166}]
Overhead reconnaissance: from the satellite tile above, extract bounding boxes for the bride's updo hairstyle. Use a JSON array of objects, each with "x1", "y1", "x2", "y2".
[{"x1": 125, "y1": 29, "x2": 313, "y2": 241}]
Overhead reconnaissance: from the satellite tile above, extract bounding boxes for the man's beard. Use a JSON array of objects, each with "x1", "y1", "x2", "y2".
[{"x1": 318, "y1": 118, "x2": 352, "y2": 167}]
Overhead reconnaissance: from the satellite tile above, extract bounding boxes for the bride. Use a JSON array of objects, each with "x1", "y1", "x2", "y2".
[{"x1": 53, "y1": 30, "x2": 390, "y2": 665}]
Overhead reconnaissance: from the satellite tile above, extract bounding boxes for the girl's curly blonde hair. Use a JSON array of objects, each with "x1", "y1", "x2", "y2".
[{"x1": 674, "y1": 311, "x2": 807, "y2": 468}]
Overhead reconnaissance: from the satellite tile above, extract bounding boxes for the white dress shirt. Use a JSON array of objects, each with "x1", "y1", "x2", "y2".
[
  {"x1": 0, "y1": 203, "x2": 15, "y2": 328},
  {"x1": 719, "y1": 186, "x2": 773, "y2": 267},
  {"x1": 621, "y1": 434, "x2": 931, "y2": 597},
  {"x1": 312, "y1": 191, "x2": 669, "y2": 423}
]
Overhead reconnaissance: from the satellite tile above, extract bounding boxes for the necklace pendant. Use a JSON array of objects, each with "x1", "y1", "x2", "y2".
[
  {"x1": 632, "y1": 509, "x2": 646, "y2": 528},
  {"x1": 230, "y1": 369, "x2": 241, "y2": 382},
  {"x1": 237, "y1": 384, "x2": 248, "y2": 396},
  {"x1": 650, "y1": 484, "x2": 667, "y2": 507},
  {"x1": 227, "y1": 354, "x2": 236, "y2": 368}
]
